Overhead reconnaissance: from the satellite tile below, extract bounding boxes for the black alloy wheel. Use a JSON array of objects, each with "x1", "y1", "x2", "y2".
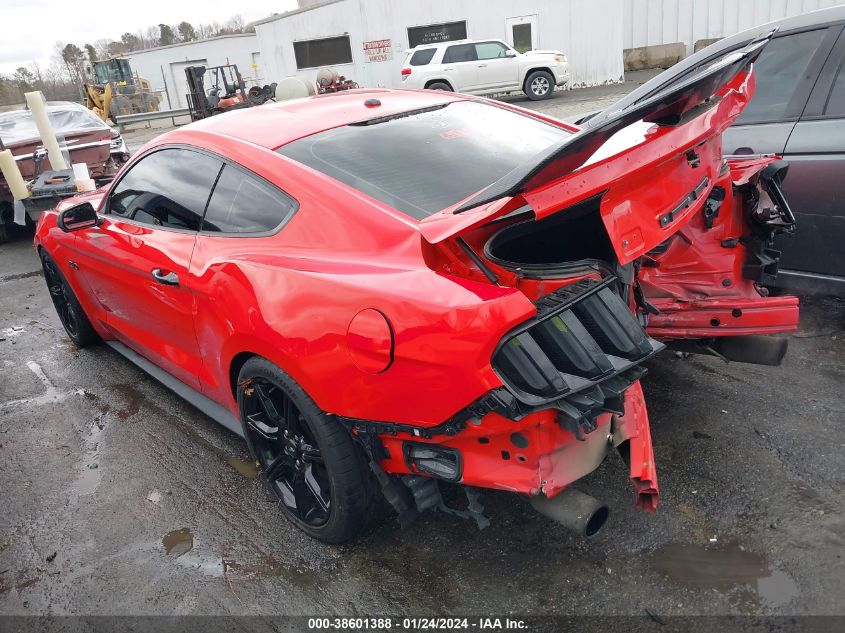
[
  {"x1": 237, "y1": 357, "x2": 375, "y2": 542},
  {"x1": 40, "y1": 251, "x2": 99, "y2": 347},
  {"x1": 242, "y1": 377, "x2": 332, "y2": 526}
]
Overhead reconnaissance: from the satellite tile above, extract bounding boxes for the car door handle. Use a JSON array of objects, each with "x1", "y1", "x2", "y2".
[
  {"x1": 478, "y1": 64, "x2": 488, "y2": 68},
  {"x1": 443, "y1": 67, "x2": 454, "y2": 71},
  {"x1": 151, "y1": 269, "x2": 179, "y2": 286}
]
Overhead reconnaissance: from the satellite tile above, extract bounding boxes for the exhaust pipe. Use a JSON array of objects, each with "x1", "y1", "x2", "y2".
[
  {"x1": 530, "y1": 488, "x2": 609, "y2": 537},
  {"x1": 710, "y1": 335, "x2": 788, "y2": 366},
  {"x1": 669, "y1": 335, "x2": 789, "y2": 367}
]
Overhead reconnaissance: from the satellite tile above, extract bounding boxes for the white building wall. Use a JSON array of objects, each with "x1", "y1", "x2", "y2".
[
  {"x1": 255, "y1": 0, "x2": 624, "y2": 89},
  {"x1": 122, "y1": 34, "x2": 262, "y2": 109},
  {"x1": 623, "y1": 0, "x2": 845, "y2": 53}
]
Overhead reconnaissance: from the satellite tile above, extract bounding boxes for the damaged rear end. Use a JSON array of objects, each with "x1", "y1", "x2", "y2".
[{"x1": 391, "y1": 32, "x2": 798, "y2": 533}]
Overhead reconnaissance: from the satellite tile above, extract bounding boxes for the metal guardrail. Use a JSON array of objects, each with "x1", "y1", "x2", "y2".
[{"x1": 114, "y1": 108, "x2": 191, "y2": 129}]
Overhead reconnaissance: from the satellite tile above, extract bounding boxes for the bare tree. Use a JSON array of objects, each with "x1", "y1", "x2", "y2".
[
  {"x1": 143, "y1": 26, "x2": 160, "y2": 49},
  {"x1": 222, "y1": 14, "x2": 245, "y2": 33},
  {"x1": 107, "y1": 41, "x2": 127, "y2": 57},
  {"x1": 94, "y1": 39, "x2": 112, "y2": 60}
]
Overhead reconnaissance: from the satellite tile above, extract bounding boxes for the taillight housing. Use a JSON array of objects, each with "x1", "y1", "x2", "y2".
[{"x1": 401, "y1": 68, "x2": 412, "y2": 76}]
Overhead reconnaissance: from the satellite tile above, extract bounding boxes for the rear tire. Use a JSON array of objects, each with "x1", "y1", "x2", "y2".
[
  {"x1": 40, "y1": 250, "x2": 100, "y2": 347},
  {"x1": 237, "y1": 357, "x2": 375, "y2": 543},
  {"x1": 426, "y1": 81, "x2": 452, "y2": 91},
  {"x1": 524, "y1": 70, "x2": 555, "y2": 101},
  {"x1": 0, "y1": 202, "x2": 13, "y2": 244}
]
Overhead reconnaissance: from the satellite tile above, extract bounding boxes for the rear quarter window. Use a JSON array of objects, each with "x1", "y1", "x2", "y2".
[
  {"x1": 409, "y1": 48, "x2": 437, "y2": 66},
  {"x1": 202, "y1": 165, "x2": 297, "y2": 234}
]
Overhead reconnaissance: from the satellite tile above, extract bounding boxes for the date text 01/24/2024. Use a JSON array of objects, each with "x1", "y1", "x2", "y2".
[{"x1": 307, "y1": 617, "x2": 528, "y2": 630}]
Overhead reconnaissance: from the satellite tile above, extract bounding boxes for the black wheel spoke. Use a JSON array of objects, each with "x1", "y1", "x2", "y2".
[
  {"x1": 263, "y1": 452, "x2": 292, "y2": 481},
  {"x1": 254, "y1": 383, "x2": 282, "y2": 424},
  {"x1": 245, "y1": 412, "x2": 278, "y2": 439},
  {"x1": 291, "y1": 464, "x2": 329, "y2": 522},
  {"x1": 282, "y1": 395, "x2": 301, "y2": 436},
  {"x1": 240, "y1": 376, "x2": 332, "y2": 528},
  {"x1": 303, "y1": 464, "x2": 330, "y2": 513}
]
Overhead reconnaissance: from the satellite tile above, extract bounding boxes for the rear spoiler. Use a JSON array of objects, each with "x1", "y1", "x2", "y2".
[{"x1": 452, "y1": 30, "x2": 775, "y2": 214}]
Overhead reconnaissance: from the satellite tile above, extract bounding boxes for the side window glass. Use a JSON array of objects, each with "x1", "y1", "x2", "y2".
[
  {"x1": 108, "y1": 148, "x2": 221, "y2": 230},
  {"x1": 443, "y1": 44, "x2": 477, "y2": 64},
  {"x1": 736, "y1": 29, "x2": 828, "y2": 124},
  {"x1": 410, "y1": 48, "x2": 436, "y2": 66},
  {"x1": 824, "y1": 59, "x2": 845, "y2": 116},
  {"x1": 475, "y1": 42, "x2": 508, "y2": 60},
  {"x1": 202, "y1": 165, "x2": 296, "y2": 234}
]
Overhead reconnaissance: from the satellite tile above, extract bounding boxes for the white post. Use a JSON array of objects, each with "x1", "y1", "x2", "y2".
[{"x1": 24, "y1": 90, "x2": 68, "y2": 171}]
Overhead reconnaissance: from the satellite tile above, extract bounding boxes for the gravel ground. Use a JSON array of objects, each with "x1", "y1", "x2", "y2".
[{"x1": 1, "y1": 73, "x2": 843, "y2": 628}]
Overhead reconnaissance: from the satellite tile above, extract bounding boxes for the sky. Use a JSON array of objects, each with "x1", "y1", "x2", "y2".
[{"x1": 0, "y1": 0, "x2": 297, "y2": 75}]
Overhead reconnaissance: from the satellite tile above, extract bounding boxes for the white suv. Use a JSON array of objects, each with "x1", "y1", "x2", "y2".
[{"x1": 400, "y1": 39, "x2": 569, "y2": 100}]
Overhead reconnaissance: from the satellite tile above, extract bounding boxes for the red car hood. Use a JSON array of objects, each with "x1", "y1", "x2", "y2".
[{"x1": 418, "y1": 34, "x2": 771, "y2": 264}]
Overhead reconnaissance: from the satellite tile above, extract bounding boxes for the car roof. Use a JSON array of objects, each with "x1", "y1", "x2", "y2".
[
  {"x1": 600, "y1": 4, "x2": 845, "y2": 121},
  {"x1": 407, "y1": 38, "x2": 501, "y2": 51},
  {"x1": 168, "y1": 88, "x2": 465, "y2": 150}
]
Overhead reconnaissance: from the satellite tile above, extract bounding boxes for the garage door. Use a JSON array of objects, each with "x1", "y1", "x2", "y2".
[{"x1": 170, "y1": 59, "x2": 208, "y2": 108}]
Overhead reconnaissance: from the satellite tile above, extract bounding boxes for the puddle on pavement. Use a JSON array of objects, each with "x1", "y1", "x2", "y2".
[
  {"x1": 110, "y1": 383, "x2": 145, "y2": 421},
  {"x1": 162, "y1": 528, "x2": 194, "y2": 557},
  {"x1": 159, "y1": 530, "x2": 318, "y2": 586},
  {"x1": 72, "y1": 418, "x2": 105, "y2": 496},
  {"x1": 651, "y1": 543, "x2": 798, "y2": 608}
]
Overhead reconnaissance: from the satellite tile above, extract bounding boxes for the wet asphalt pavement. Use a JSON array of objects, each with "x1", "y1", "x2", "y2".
[
  {"x1": 1, "y1": 223, "x2": 844, "y2": 623},
  {"x1": 2, "y1": 74, "x2": 844, "y2": 626}
]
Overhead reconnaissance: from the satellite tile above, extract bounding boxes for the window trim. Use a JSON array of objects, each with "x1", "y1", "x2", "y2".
[
  {"x1": 292, "y1": 34, "x2": 354, "y2": 71},
  {"x1": 103, "y1": 143, "x2": 300, "y2": 238}
]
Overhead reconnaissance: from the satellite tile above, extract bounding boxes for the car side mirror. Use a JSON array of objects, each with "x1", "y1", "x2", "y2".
[
  {"x1": 506, "y1": 50, "x2": 517, "y2": 57},
  {"x1": 58, "y1": 202, "x2": 99, "y2": 232}
]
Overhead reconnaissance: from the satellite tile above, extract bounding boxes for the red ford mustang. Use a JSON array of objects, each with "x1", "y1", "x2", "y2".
[{"x1": 35, "y1": 36, "x2": 799, "y2": 542}]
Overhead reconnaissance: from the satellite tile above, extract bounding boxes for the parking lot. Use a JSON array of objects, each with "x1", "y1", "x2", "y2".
[{"x1": 1, "y1": 79, "x2": 844, "y2": 625}]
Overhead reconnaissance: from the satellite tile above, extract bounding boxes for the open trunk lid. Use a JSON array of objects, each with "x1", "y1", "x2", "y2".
[{"x1": 418, "y1": 32, "x2": 774, "y2": 264}]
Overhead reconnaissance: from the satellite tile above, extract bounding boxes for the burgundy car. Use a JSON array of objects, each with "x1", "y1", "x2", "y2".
[{"x1": 0, "y1": 101, "x2": 129, "y2": 242}]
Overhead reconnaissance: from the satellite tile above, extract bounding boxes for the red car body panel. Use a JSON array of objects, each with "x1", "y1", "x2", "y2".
[{"x1": 33, "y1": 45, "x2": 799, "y2": 518}]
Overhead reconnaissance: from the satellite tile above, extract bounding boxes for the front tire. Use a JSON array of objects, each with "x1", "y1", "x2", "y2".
[
  {"x1": 237, "y1": 357, "x2": 374, "y2": 543},
  {"x1": 524, "y1": 70, "x2": 555, "y2": 100},
  {"x1": 40, "y1": 250, "x2": 100, "y2": 347}
]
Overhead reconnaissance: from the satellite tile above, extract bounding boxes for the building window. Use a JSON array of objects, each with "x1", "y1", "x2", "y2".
[
  {"x1": 407, "y1": 21, "x2": 467, "y2": 49},
  {"x1": 293, "y1": 36, "x2": 353, "y2": 69}
]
